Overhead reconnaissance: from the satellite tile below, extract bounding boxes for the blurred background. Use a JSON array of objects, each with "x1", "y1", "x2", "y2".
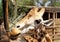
[{"x1": 0, "y1": 0, "x2": 60, "y2": 18}]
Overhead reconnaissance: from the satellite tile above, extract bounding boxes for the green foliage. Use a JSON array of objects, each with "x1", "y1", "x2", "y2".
[
  {"x1": 54, "y1": 2, "x2": 60, "y2": 7},
  {"x1": 0, "y1": 0, "x2": 3, "y2": 18},
  {"x1": 17, "y1": 6, "x2": 30, "y2": 15},
  {"x1": 17, "y1": 0, "x2": 34, "y2": 6},
  {"x1": 8, "y1": 0, "x2": 18, "y2": 21}
]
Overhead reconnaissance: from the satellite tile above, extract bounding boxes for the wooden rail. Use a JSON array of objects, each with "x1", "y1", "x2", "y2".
[{"x1": 18, "y1": 6, "x2": 60, "y2": 12}]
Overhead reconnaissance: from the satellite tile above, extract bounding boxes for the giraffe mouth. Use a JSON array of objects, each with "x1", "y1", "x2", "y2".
[{"x1": 10, "y1": 33, "x2": 20, "y2": 40}]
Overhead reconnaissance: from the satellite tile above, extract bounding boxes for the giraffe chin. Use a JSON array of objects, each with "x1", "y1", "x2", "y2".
[
  {"x1": 10, "y1": 33, "x2": 20, "y2": 40},
  {"x1": 9, "y1": 28, "x2": 21, "y2": 40}
]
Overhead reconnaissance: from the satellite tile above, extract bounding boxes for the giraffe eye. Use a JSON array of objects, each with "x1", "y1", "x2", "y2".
[
  {"x1": 35, "y1": 19, "x2": 41, "y2": 24},
  {"x1": 17, "y1": 26, "x2": 20, "y2": 28}
]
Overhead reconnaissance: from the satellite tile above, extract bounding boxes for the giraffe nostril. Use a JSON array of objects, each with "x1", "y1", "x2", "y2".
[{"x1": 17, "y1": 26, "x2": 20, "y2": 28}]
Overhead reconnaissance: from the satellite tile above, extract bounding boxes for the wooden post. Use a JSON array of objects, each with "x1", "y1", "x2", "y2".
[
  {"x1": 56, "y1": 12, "x2": 57, "y2": 19},
  {"x1": 48, "y1": 12, "x2": 50, "y2": 19},
  {"x1": 53, "y1": 12, "x2": 55, "y2": 27},
  {"x1": 2, "y1": 0, "x2": 10, "y2": 42},
  {"x1": 53, "y1": 12, "x2": 55, "y2": 42},
  {"x1": 2, "y1": 0, "x2": 9, "y2": 33}
]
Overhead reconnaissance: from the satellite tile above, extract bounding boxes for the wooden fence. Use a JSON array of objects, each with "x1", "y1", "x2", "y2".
[{"x1": 44, "y1": 7, "x2": 60, "y2": 42}]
